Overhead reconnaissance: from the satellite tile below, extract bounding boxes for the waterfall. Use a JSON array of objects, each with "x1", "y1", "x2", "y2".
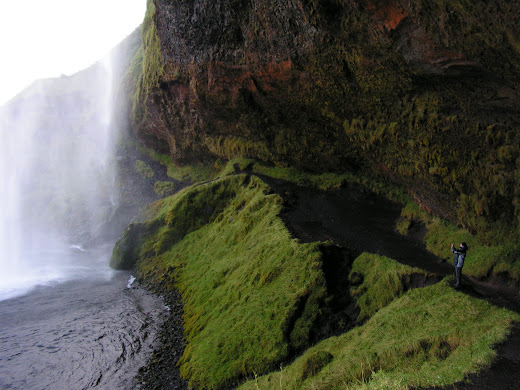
[{"x1": 0, "y1": 57, "x2": 120, "y2": 300}]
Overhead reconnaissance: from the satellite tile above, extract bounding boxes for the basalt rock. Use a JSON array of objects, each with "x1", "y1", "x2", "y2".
[{"x1": 130, "y1": 0, "x2": 520, "y2": 239}]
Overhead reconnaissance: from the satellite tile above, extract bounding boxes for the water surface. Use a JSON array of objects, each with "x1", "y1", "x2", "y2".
[{"x1": 0, "y1": 249, "x2": 166, "y2": 390}]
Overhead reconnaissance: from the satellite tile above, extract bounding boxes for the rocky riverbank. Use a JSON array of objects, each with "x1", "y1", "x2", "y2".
[{"x1": 135, "y1": 286, "x2": 188, "y2": 390}]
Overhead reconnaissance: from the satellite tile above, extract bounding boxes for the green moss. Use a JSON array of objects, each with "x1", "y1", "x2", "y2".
[
  {"x1": 118, "y1": 175, "x2": 327, "y2": 388},
  {"x1": 153, "y1": 180, "x2": 176, "y2": 197},
  {"x1": 300, "y1": 351, "x2": 334, "y2": 381},
  {"x1": 215, "y1": 158, "x2": 409, "y2": 203},
  {"x1": 132, "y1": 0, "x2": 164, "y2": 126},
  {"x1": 135, "y1": 141, "x2": 217, "y2": 182},
  {"x1": 396, "y1": 217, "x2": 412, "y2": 236},
  {"x1": 109, "y1": 223, "x2": 144, "y2": 270},
  {"x1": 255, "y1": 164, "x2": 349, "y2": 191},
  {"x1": 119, "y1": 35, "x2": 144, "y2": 112},
  {"x1": 239, "y1": 279, "x2": 519, "y2": 390},
  {"x1": 203, "y1": 134, "x2": 274, "y2": 163},
  {"x1": 167, "y1": 163, "x2": 217, "y2": 183},
  {"x1": 135, "y1": 159, "x2": 154, "y2": 179},
  {"x1": 349, "y1": 253, "x2": 431, "y2": 321},
  {"x1": 218, "y1": 158, "x2": 256, "y2": 176},
  {"x1": 334, "y1": 78, "x2": 520, "y2": 244}
]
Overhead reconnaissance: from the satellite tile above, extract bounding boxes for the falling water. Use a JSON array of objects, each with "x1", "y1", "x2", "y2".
[
  {"x1": 0, "y1": 29, "x2": 168, "y2": 390},
  {"x1": 0, "y1": 56, "x2": 120, "y2": 301}
]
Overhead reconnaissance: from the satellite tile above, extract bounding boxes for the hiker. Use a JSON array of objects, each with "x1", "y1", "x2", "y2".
[{"x1": 451, "y1": 242, "x2": 468, "y2": 288}]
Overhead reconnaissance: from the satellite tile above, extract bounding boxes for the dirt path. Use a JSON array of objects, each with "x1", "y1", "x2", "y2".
[{"x1": 258, "y1": 174, "x2": 520, "y2": 390}]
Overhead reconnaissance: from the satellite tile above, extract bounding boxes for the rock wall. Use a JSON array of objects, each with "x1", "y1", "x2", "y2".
[{"x1": 130, "y1": 0, "x2": 520, "y2": 240}]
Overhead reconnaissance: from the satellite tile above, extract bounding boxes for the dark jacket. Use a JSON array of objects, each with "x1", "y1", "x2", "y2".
[{"x1": 452, "y1": 246, "x2": 467, "y2": 268}]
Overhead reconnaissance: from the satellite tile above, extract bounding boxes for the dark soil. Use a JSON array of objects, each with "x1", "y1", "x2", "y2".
[{"x1": 259, "y1": 174, "x2": 448, "y2": 274}]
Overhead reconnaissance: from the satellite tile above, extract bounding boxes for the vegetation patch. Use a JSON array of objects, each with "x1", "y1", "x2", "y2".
[
  {"x1": 398, "y1": 202, "x2": 520, "y2": 284},
  {"x1": 218, "y1": 157, "x2": 409, "y2": 202},
  {"x1": 131, "y1": 0, "x2": 164, "y2": 127},
  {"x1": 135, "y1": 141, "x2": 217, "y2": 183},
  {"x1": 300, "y1": 351, "x2": 334, "y2": 381},
  {"x1": 153, "y1": 180, "x2": 175, "y2": 197},
  {"x1": 349, "y1": 253, "x2": 434, "y2": 322},
  {"x1": 135, "y1": 159, "x2": 155, "y2": 179},
  {"x1": 238, "y1": 279, "x2": 519, "y2": 390},
  {"x1": 216, "y1": 158, "x2": 256, "y2": 177},
  {"x1": 112, "y1": 175, "x2": 329, "y2": 389},
  {"x1": 110, "y1": 223, "x2": 145, "y2": 270}
]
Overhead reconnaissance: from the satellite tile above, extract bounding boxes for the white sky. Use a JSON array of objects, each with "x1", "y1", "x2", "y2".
[{"x1": 0, "y1": 0, "x2": 146, "y2": 105}]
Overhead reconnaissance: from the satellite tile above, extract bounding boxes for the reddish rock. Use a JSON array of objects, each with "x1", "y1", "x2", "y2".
[{"x1": 367, "y1": 0, "x2": 408, "y2": 31}]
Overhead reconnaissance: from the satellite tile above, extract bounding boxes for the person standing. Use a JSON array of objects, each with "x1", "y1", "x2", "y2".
[{"x1": 451, "y1": 242, "x2": 468, "y2": 288}]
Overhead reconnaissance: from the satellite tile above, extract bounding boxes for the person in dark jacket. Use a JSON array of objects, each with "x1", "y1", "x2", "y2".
[{"x1": 451, "y1": 242, "x2": 468, "y2": 288}]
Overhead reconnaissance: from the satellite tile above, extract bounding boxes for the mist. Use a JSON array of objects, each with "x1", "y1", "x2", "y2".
[{"x1": 0, "y1": 53, "x2": 124, "y2": 300}]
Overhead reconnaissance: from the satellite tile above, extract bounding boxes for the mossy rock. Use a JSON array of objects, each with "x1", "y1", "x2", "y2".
[
  {"x1": 153, "y1": 180, "x2": 176, "y2": 197},
  {"x1": 109, "y1": 223, "x2": 144, "y2": 270},
  {"x1": 135, "y1": 159, "x2": 155, "y2": 179}
]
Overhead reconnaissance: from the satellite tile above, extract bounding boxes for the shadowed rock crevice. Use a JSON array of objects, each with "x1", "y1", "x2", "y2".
[{"x1": 312, "y1": 244, "x2": 359, "y2": 341}]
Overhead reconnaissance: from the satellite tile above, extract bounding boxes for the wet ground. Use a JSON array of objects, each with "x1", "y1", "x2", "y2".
[{"x1": 134, "y1": 288, "x2": 188, "y2": 390}]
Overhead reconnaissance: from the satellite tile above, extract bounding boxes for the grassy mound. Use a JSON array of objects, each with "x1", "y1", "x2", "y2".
[
  {"x1": 349, "y1": 253, "x2": 434, "y2": 322},
  {"x1": 239, "y1": 259, "x2": 519, "y2": 390},
  {"x1": 112, "y1": 174, "x2": 329, "y2": 388}
]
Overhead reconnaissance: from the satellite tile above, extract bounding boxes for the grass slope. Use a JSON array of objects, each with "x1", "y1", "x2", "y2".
[
  {"x1": 114, "y1": 174, "x2": 328, "y2": 388},
  {"x1": 239, "y1": 256, "x2": 519, "y2": 390},
  {"x1": 349, "y1": 253, "x2": 432, "y2": 322},
  {"x1": 111, "y1": 156, "x2": 520, "y2": 389}
]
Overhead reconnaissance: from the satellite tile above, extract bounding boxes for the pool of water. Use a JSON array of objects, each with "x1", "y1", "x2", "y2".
[{"x1": 0, "y1": 247, "x2": 166, "y2": 390}]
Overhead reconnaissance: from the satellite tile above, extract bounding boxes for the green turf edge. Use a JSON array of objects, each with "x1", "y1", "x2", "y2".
[
  {"x1": 113, "y1": 174, "x2": 331, "y2": 388},
  {"x1": 238, "y1": 277, "x2": 519, "y2": 390}
]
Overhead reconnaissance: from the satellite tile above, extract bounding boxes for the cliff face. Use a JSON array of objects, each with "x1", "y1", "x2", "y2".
[{"x1": 131, "y1": 0, "x2": 520, "y2": 239}]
